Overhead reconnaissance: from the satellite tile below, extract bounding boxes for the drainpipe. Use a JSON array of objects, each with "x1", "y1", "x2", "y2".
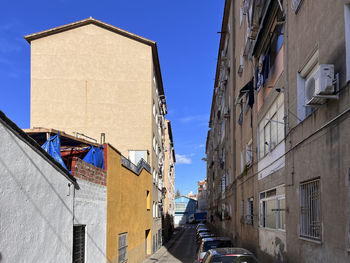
[
  {"x1": 285, "y1": 0, "x2": 294, "y2": 189},
  {"x1": 285, "y1": 0, "x2": 290, "y2": 134}
]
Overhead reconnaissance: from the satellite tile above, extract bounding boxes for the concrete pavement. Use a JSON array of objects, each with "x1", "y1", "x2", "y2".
[{"x1": 142, "y1": 225, "x2": 197, "y2": 263}]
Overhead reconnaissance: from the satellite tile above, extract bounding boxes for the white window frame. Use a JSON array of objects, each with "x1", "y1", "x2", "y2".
[
  {"x1": 297, "y1": 50, "x2": 319, "y2": 123},
  {"x1": 246, "y1": 139, "x2": 252, "y2": 166},
  {"x1": 259, "y1": 186, "x2": 285, "y2": 231},
  {"x1": 153, "y1": 102, "x2": 156, "y2": 118},
  {"x1": 258, "y1": 93, "x2": 284, "y2": 159}
]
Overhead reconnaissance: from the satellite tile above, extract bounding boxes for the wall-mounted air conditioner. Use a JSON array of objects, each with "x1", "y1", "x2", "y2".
[{"x1": 305, "y1": 64, "x2": 336, "y2": 106}]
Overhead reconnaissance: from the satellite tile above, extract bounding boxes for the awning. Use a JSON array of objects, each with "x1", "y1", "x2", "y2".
[
  {"x1": 249, "y1": 0, "x2": 274, "y2": 57},
  {"x1": 235, "y1": 78, "x2": 254, "y2": 104}
]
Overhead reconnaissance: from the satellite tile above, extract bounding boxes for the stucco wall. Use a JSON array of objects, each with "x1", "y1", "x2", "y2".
[
  {"x1": 0, "y1": 120, "x2": 73, "y2": 262},
  {"x1": 258, "y1": 228, "x2": 286, "y2": 261},
  {"x1": 30, "y1": 23, "x2": 153, "y2": 158},
  {"x1": 106, "y1": 145, "x2": 152, "y2": 263},
  {"x1": 74, "y1": 177, "x2": 107, "y2": 263},
  {"x1": 285, "y1": 0, "x2": 350, "y2": 262}
]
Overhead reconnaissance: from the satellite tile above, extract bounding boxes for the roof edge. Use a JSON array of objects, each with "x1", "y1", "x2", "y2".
[
  {"x1": 24, "y1": 17, "x2": 166, "y2": 105},
  {"x1": 0, "y1": 111, "x2": 78, "y2": 188}
]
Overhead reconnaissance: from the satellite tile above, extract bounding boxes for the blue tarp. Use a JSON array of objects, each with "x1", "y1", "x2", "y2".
[
  {"x1": 83, "y1": 145, "x2": 104, "y2": 169},
  {"x1": 42, "y1": 132, "x2": 68, "y2": 170}
]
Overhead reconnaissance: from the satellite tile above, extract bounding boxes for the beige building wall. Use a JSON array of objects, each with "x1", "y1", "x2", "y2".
[
  {"x1": 26, "y1": 18, "x2": 167, "y2": 255},
  {"x1": 29, "y1": 23, "x2": 153, "y2": 157}
]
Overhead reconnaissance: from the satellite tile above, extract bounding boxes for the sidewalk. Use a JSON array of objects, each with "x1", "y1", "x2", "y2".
[{"x1": 142, "y1": 227, "x2": 185, "y2": 263}]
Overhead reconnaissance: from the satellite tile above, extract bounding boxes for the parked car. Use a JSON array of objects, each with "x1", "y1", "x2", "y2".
[
  {"x1": 197, "y1": 232, "x2": 215, "y2": 242},
  {"x1": 197, "y1": 232, "x2": 215, "y2": 243},
  {"x1": 195, "y1": 247, "x2": 259, "y2": 263},
  {"x1": 197, "y1": 228, "x2": 210, "y2": 238},
  {"x1": 196, "y1": 223, "x2": 206, "y2": 230},
  {"x1": 197, "y1": 226, "x2": 209, "y2": 233},
  {"x1": 196, "y1": 237, "x2": 232, "y2": 262}
]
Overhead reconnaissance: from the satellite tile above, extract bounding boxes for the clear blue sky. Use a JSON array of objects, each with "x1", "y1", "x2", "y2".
[{"x1": 0, "y1": 0, "x2": 224, "y2": 195}]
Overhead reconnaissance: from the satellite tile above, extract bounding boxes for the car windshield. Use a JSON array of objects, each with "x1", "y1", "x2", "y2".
[
  {"x1": 210, "y1": 255, "x2": 258, "y2": 263},
  {"x1": 203, "y1": 240, "x2": 232, "y2": 252}
]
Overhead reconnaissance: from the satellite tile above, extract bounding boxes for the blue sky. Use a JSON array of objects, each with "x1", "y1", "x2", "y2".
[{"x1": 0, "y1": 0, "x2": 224, "y2": 195}]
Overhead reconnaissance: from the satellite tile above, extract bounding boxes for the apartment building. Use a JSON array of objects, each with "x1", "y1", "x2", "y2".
[
  {"x1": 284, "y1": 1, "x2": 350, "y2": 262},
  {"x1": 197, "y1": 179, "x2": 208, "y2": 212},
  {"x1": 207, "y1": 0, "x2": 350, "y2": 262},
  {"x1": 162, "y1": 119, "x2": 176, "y2": 242},
  {"x1": 24, "y1": 17, "x2": 168, "y2": 253},
  {"x1": 206, "y1": 0, "x2": 236, "y2": 242}
]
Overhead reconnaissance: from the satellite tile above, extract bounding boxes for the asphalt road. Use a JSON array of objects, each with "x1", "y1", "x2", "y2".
[{"x1": 143, "y1": 225, "x2": 197, "y2": 263}]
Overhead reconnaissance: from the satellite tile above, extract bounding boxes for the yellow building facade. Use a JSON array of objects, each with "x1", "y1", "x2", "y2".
[{"x1": 106, "y1": 144, "x2": 152, "y2": 263}]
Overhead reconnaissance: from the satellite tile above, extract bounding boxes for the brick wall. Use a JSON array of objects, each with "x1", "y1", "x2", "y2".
[{"x1": 71, "y1": 157, "x2": 107, "y2": 186}]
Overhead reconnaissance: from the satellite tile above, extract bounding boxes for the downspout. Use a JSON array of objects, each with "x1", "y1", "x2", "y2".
[
  {"x1": 285, "y1": 0, "x2": 290, "y2": 134},
  {"x1": 285, "y1": 0, "x2": 293, "y2": 187}
]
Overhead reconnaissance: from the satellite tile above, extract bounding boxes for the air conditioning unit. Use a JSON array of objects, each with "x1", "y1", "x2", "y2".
[{"x1": 305, "y1": 64, "x2": 334, "y2": 106}]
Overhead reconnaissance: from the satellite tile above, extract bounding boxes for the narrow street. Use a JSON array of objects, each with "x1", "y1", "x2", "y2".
[{"x1": 143, "y1": 225, "x2": 197, "y2": 263}]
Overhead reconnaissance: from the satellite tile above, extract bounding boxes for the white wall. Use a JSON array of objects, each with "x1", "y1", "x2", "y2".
[
  {"x1": 0, "y1": 121, "x2": 74, "y2": 262},
  {"x1": 258, "y1": 141, "x2": 285, "y2": 180},
  {"x1": 74, "y1": 179, "x2": 107, "y2": 263}
]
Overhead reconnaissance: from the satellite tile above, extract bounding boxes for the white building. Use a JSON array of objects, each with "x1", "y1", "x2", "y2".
[{"x1": 0, "y1": 111, "x2": 107, "y2": 263}]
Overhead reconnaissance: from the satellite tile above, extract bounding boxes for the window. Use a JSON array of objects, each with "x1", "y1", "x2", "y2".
[
  {"x1": 259, "y1": 186, "x2": 285, "y2": 230},
  {"x1": 153, "y1": 135, "x2": 156, "y2": 151},
  {"x1": 129, "y1": 150, "x2": 147, "y2": 165},
  {"x1": 221, "y1": 176, "x2": 226, "y2": 193},
  {"x1": 300, "y1": 179, "x2": 321, "y2": 240},
  {"x1": 291, "y1": 0, "x2": 304, "y2": 13},
  {"x1": 158, "y1": 229, "x2": 162, "y2": 246},
  {"x1": 240, "y1": 5, "x2": 243, "y2": 26},
  {"x1": 153, "y1": 102, "x2": 156, "y2": 117},
  {"x1": 73, "y1": 225, "x2": 86, "y2": 263},
  {"x1": 297, "y1": 51, "x2": 319, "y2": 122},
  {"x1": 118, "y1": 233, "x2": 128, "y2": 263},
  {"x1": 146, "y1": 191, "x2": 151, "y2": 210},
  {"x1": 258, "y1": 93, "x2": 284, "y2": 159},
  {"x1": 246, "y1": 140, "x2": 252, "y2": 165},
  {"x1": 152, "y1": 169, "x2": 156, "y2": 183},
  {"x1": 345, "y1": 4, "x2": 350, "y2": 81},
  {"x1": 241, "y1": 200, "x2": 244, "y2": 223},
  {"x1": 246, "y1": 198, "x2": 254, "y2": 225},
  {"x1": 220, "y1": 120, "x2": 225, "y2": 143}
]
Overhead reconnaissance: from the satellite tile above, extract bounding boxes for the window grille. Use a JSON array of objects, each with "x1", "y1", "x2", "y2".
[
  {"x1": 300, "y1": 179, "x2": 321, "y2": 240},
  {"x1": 118, "y1": 233, "x2": 128, "y2": 263},
  {"x1": 246, "y1": 198, "x2": 254, "y2": 225},
  {"x1": 73, "y1": 225, "x2": 85, "y2": 263}
]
